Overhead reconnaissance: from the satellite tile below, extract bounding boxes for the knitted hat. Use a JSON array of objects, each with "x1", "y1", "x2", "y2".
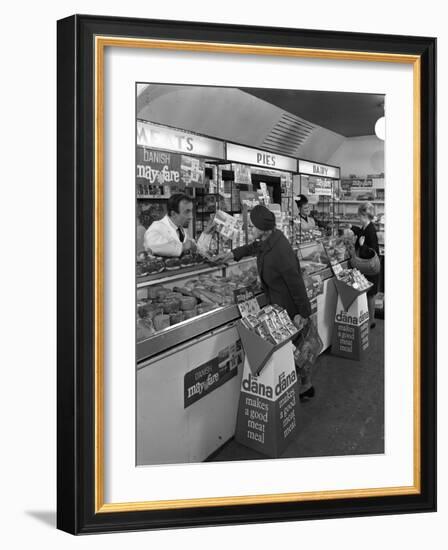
[{"x1": 250, "y1": 205, "x2": 276, "y2": 231}]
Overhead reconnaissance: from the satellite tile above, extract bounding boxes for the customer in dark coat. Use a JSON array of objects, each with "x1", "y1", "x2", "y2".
[
  {"x1": 233, "y1": 229, "x2": 311, "y2": 320},
  {"x1": 350, "y1": 202, "x2": 380, "y2": 328},
  {"x1": 220, "y1": 205, "x2": 311, "y2": 320},
  {"x1": 216, "y1": 205, "x2": 313, "y2": 398}
]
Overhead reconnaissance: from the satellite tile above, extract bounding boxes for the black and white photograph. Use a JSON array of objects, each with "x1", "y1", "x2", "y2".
[
  {"x1": 135, "y1": 83, "x2": 386, "y2": 465},
  {"x1": 52, "y1": 10, "x2": 436, "y2": 536}
]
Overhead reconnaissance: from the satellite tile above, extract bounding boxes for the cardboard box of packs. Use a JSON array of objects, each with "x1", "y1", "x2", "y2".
[{"x1": 238, "y1": 304, "x2": 298, "y2": 375}]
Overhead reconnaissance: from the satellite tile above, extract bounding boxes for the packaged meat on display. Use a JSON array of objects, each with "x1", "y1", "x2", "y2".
[
  {"x1": 136, "y1": 251, "x2": 207, "y2": 277},
  {"x1": 136, "y1": 265, "x2": 262, "y2": 341},
  {"x1": 336, "y1": 268, "x2": 372, "y2": 291}
]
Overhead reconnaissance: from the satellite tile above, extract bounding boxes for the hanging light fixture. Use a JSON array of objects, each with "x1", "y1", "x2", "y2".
[
  {"x1": 375, "y1": 101, "x2": 385, "y2": 140},
  {"x1": 375, "y1": 116, "x2": 385, "y2": 140}
]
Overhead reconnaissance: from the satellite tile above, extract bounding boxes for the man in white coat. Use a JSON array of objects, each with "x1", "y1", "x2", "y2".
[{"x1": 143, "y1": 193, "x2": 197, "y2": 257}]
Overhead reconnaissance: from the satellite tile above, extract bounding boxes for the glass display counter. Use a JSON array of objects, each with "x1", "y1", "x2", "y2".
[
  {"x1": 296, "y1": 236, "x2": 350, "y2": 350},
  {"x1": 136, "y1": 257, "x2": 264, "y2": 362}
]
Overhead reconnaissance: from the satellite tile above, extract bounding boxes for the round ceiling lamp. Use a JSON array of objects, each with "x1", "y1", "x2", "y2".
[{"x1": 375, "y1": 116, "x2": 385, "y2": 141}]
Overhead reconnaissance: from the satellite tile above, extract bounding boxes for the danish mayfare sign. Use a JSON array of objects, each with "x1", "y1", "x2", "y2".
[
  {"x1": 137, "y1": 120, "x2": 225, "y2": 159},
  {"x1": 298, "y1": 160, "x2": 340, "y2": 179}
]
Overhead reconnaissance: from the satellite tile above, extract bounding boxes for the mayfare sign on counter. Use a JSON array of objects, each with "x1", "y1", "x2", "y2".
[
  {"x1": 184, "y1": 342, "x2": 244, "y2": 408},
  {"x1": 298, "y1": 159, "x2": 340, "y2": 179},
  {"x1": 137, "y1": 120, "x2": 225, "y2": 159},
  {"x1": 227, "y1": 143, "x2": 297, "y2": 173}
]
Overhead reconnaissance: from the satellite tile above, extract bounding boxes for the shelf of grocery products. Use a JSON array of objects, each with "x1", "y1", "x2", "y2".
[
  {"x1": 320, "y1": 200, "x2": 384, "y2": 205},
  {"x1": 324, "y1": 216, "x2": 384, "y2": 224},
  {"x1": 317, "y1": 199, "x2": 384, "y2": 205}
]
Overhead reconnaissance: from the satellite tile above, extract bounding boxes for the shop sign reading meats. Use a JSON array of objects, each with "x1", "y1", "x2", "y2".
[
  {"x1": 137, "y1": 120, "x2": 225, "y2": 159},
  {"x1": 227, "y1": 143, "x2": 297, "y2": 172}
]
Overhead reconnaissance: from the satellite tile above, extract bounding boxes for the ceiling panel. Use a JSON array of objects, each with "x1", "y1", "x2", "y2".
[{"x1": 241, "y1": 88, "x2": 385, "y2": 137}]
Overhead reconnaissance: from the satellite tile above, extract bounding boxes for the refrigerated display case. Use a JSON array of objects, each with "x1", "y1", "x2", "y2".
[
  {"x1": 136, "y1": 256, "x2": 265, "y2": 465},
  {"x1": 137, "y1": 257, "x2": 263, "y2": 361},
  {"x1": 296, "y1": 236, "x2": 350, "y2": 349}
]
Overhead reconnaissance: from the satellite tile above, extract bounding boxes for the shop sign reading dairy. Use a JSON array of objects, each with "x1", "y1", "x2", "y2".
[
  {"x1": 137, "y1": 120, "x2": 225, "y2": 159},
  {"x1": 227, "y1": 143, "x2": 297, "y2": 172},
  {"x1": 298, "y1": 159, "x2": 340, "y2": 179}
]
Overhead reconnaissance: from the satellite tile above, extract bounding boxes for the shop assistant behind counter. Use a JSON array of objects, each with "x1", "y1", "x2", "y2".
[
  {"x1": 143, "y1": 193, "x2": 197, "y2": 257},
  {"x1": 294, "y1": 194, "x2": 318, "y2": 230}
]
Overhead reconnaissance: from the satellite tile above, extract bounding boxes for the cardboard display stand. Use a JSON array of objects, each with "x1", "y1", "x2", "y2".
[
  {"x1": 331, "y1": 278, "x2": 370, "y2": 360},
  {"x1": 237, "y1": 320, "x2": 296, "y2": 375},
  {"x1": 235, "y1": 328, "x2": 300, "y2": 458}
]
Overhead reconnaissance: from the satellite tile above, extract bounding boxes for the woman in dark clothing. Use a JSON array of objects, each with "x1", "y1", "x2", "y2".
[
  {"x1": 217, "y1": 205, "x2": 313, "y2": 398},
  {"x1": 350, "y1": 202, "x2": 380, "y2": 329}
]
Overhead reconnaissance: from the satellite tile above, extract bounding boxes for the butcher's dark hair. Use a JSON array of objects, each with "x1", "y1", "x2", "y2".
[
  {"x1": 167, "y1": 193, "x2": 194, "y2": 216},
  {"x1": 296, "y1": 194, "x2": 308, "y2": 207}
]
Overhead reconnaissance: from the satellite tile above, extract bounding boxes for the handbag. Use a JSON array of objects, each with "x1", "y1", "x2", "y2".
[
  {"x1": 293, "y1": 318, "x2": 323, "y2": 369},
  {"x1": 350, "y1": 247, "x2": 381, "y2": 276}
]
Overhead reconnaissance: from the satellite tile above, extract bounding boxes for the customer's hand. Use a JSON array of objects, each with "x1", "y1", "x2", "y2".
[
  {"x1": 212, "y1": 251, "x2": 234, "y2": 264},
  {"x1": 293, "y1": 314, "x2": 307, "y2": 331},
  {"x1": 359, "y1": 236, "x2": 365, "y2": 246}
]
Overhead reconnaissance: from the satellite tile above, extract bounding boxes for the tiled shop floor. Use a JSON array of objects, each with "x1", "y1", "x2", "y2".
[{"x1": 208, "y1": 319, "x2": 384, "y2": 462}]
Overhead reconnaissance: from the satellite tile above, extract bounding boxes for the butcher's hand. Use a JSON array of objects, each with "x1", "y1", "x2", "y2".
[
  {"x1": 203, "y1": 216, "x2": 216, "y2": 234},
  {"x1": 182, "y1": 239, "x2": 197, "y2": 253}
]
